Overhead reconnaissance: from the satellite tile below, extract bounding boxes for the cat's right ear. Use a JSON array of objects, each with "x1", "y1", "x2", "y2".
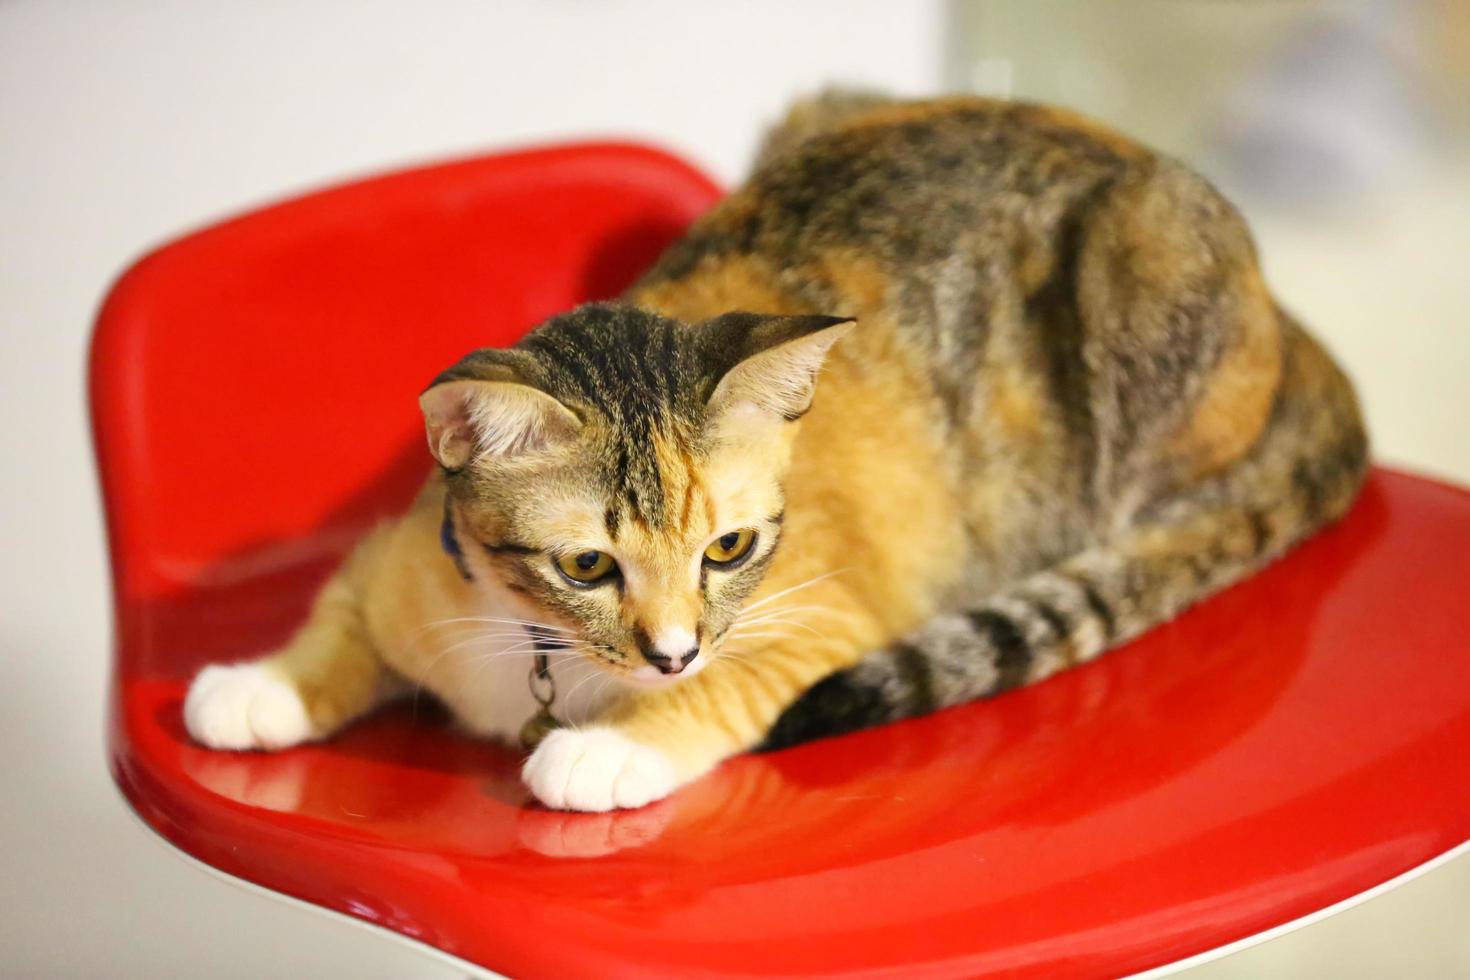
[
  {"x1": 704, "y1": 313, "x2": 856, "y2": 425},
  {"x1": 419, "y1": 379, "x2": 581, "y2": 470}
]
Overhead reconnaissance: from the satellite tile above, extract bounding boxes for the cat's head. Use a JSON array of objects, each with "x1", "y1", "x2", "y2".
[{"x1": 421, "y1": 303, "x2": 852, "y2": 688}]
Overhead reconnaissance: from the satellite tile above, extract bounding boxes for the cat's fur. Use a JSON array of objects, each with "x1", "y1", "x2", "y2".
[{"x1": 185, "y1": 94, "x2": 1367, "y2": 811}]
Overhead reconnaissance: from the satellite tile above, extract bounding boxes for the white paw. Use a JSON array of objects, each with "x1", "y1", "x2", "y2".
[
  {"x1": 522, "y1": 727, "x2": 677, "y2": 812},
  {"x1": 184, "y1": 663, "x2": 316, "y2": 751}
]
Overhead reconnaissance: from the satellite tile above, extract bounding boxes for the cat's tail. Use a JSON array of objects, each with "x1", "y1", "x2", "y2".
[
  {"x1": 761, "y1": 320, "x2": 1367, "y2": 751},
  {"x1": 752, "y1": 88, "x2": 895, "y2": 171}
]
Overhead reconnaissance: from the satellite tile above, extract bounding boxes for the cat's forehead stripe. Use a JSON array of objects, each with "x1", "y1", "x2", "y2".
[
  {"x1": 521, "y1": 305, "x2": 701, "y2": 529},
  {"x1": 679, "y1": 449, "x2": 700, "y2": 530},
  {"x1": 525, "y1": 305, "x2": 686, "y2": 415}
]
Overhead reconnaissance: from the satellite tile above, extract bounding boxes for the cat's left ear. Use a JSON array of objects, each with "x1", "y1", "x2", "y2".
[
  {"x1": 704, "y1": 313, "x2": 855, "y2": 425},
  {"x1": 419, "y1": 348, "x2": 582, "y2": 470}
]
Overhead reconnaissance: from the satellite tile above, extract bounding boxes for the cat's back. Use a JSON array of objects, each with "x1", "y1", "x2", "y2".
[{"x1": 642, "y1": 95, "x2": 1156, "y2": 296}]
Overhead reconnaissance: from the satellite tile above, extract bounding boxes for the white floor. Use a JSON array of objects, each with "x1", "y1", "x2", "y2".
[{"x1": 2, "y1": 3, "x2": 1466, "y2": 977}]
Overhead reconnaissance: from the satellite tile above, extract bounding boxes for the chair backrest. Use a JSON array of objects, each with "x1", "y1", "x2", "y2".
[{"x1": 91, "y1": 143, "x2": 721, "y2": 676}]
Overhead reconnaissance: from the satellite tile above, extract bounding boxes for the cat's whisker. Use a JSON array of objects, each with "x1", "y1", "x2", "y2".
[
  {"x1": 732, "y1": 614, "x2": 820, "y2": 629},
  {"x1": 405, "y1": 625, "x2": 567, "y2": 665},
  {"x1": 413, "y1": 621, "x2": 523, "y2": 637},
  {"x1": 458, "y1": 636, "x2": 586, "y2": 651},
  {"x1": 732, "y1": 608, "x2": 841, "y2": 631},
  {"x1": 415, "y1": 628, "x2": 562, "y2": 647},
  {"x1": 586, "y1": 672, "x2": 620, "y2": 719},
  {"x1": 555, "y1": 675, "x2": 614, "y2": 734},
  {"x1": 560, "y1": 661, "x2": 618, "y2": 714},
  {"x1": 732, "y1": 607, "x2": 813, "y2": 628},
  {"x1": 435, "y1": 634, "x2": 534, "y2": 661},
  {"x1": 725, "y1": 629, "x2": 809, "y2": 643},
  {"x1": 731, "y1": 618, "x2": 827, "y2": 639},
  {"x1": 413, "y1": 633, "x2": 584, "y2": 696},
  {"x1": 737, "y1": 603, "x2": 852, "y2": 624},
  {"x1": 447, "y1": 615, "x2": 574, "y2": 632},
  {"x1": 466, "y1": 647, "x2": 583, "y2": 686},
  {"x1": 463, "y1": 644, "x2": 584, "y2": 664},
  {"x1": 711, "y1": 653, "x2": 763, "y2": 681},
  {"x1": 458, "y1": 635, "x2": 590, "y2": 662},
  {"x1": 726, "y1": 623, "x2": 803, "y2": 637},
  {"x1": 713, "y1": 646, "x2": 756, "y2": 663},
  {"x1": 410, "y1": 616, "x2": 574, "y2": 638},
  {"x1": 434, "y1": 628, "x2": 587, "y2": 652},
  {"x1": 730, "y1": 604, "x2": 855, "y2": 652},
  {"x1": 411, "y1": 640, "x2": 475, "y2": 716},
  {"x1": 737, "y1": 568, "x2": 851, "y2": 616}
]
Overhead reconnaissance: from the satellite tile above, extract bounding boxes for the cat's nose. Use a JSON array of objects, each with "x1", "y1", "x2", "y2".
[
  {"x1": 645, "y1": 646, "x2": 700, "y2": 675},
  {"x1": 641, "y1": 626, "x2": 701, "y2": 674},
  {"x1": 646, "y1": 650, "x2": 698, "y2": 675}
]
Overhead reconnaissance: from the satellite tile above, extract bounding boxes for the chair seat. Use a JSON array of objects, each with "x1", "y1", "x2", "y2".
[{"x1": 94, "y1": 144, "x2": 1470, "y2": 978}]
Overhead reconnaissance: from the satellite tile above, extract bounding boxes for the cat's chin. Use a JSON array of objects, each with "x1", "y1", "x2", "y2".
[{"x1": 621, "y1": 657, "x2": 707, "y2": 690}]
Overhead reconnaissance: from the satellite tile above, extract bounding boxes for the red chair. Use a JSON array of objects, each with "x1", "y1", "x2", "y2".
[{"x1": 92, "y1": 141, "x2": 1470, "y2": 978}]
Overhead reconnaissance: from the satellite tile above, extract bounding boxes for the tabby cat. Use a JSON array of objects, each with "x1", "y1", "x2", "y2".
[{"x1": 185, "y1": 94, "x2": 1366, "y2": 812}]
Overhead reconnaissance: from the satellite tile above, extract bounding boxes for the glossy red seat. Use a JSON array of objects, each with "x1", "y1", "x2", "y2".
[{"x1": 92, "y1": 142, "x2": 1470, "y2": 978}]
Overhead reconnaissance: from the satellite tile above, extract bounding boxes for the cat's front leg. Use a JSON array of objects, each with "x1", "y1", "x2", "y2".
[
  {"x1": 185, "y1": 531, "x2": 400, "y2": 751},
  {"x1": 521, "y1": 726, "x2": 682, "y2": 812}
]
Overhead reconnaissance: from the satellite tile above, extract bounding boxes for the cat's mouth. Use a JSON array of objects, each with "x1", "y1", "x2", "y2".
[{"x1": 622, "y1": 655, "x2": 708, "y2": 689}]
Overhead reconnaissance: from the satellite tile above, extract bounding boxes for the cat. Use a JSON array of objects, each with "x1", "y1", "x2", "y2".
[{"x1": 184, "y1": 93, "x2": 1367, "y2": 812}]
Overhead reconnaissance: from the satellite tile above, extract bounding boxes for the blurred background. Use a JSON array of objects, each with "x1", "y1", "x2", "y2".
[{"x1": 1, "y1": 1, "x2": 1465, "y2": 976}]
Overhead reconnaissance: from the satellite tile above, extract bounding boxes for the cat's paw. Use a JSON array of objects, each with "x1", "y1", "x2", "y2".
[
  {"x1": 184, "y1": 663, "x2": 316, "y2": 751},
  {"x1": 522, "y1": 727, "x2": 677, "y2": 812}
]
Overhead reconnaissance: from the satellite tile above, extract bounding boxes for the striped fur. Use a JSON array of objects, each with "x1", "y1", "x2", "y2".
[{"x1": 184, "y1": 93, "x2": 1368, "y2": 812}]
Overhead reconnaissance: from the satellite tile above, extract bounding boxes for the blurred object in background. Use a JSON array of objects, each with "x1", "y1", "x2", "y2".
[
  {"x1": 1430, "y1": 0, "x2": 1470, "y2": 132},
  {"x1": 947, "y1": 0, "x2": 1470, "y2": 489},
  {"x1": 946, "y1": 0, "x2": 1467, "y2": 206},
  {"x1": 947, "y1": 0, "x2": 1312, "y2": 171},
  {"x1": 1217, "y1": 0, "x2": 1422, "y2": 205},
  {"x1": 1213, "y1": 0, "x2": 1429, "y2": 207}
]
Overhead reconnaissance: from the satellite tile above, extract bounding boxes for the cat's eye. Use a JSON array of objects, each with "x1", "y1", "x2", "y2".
[
  {"x1": 704, "y1": 529, "x2": 757, "y2": 567},
  {"x1": 555, "y1": 550, "x2": 617, "y2": 585}
]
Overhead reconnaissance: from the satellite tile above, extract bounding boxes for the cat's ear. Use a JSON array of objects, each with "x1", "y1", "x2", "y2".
[
  {"x1": 705, "y1": 313, "x2": 855, "y2": 424},
  {"x1": 420, "y1": 378, "x2": 581, "y2": 470}
]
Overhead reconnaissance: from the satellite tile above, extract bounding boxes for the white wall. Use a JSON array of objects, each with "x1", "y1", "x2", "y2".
[{"x1": 0, "y1": 3, "x2": 940, "y2": 976}]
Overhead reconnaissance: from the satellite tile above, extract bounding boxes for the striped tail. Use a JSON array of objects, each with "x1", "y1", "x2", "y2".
[
  {"x1": 762, "y1": 352, "x2": 1367, "y2": 751},
  {"x1": 761, "y1": 529, "x2": 1240, "y2": 751}
]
